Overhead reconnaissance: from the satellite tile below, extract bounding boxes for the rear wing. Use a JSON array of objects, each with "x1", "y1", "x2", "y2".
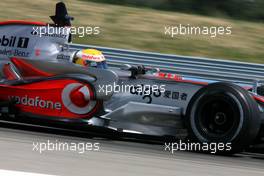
[{"x1": 0, "y1": 2, "x2": 73, "y2": 61}]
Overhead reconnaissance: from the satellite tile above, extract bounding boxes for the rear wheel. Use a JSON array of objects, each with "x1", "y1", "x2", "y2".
[{"x1": 185, "y1": 82, "x2": 261, "y2": 153}]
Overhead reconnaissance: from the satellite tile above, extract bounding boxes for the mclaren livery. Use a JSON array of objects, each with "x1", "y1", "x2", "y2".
[{"x1": 0, "y1": 2, "x2": 263, "y2": 153}]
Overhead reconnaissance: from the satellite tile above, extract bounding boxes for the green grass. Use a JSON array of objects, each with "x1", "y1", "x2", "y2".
[{"x1": 0, "y1": 0, "x2": 263, "y2": 63}]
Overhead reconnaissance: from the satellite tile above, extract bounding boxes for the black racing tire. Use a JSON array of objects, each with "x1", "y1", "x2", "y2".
[{"x1": 185, "y1": 82, "x2": 261, "y2": 153}]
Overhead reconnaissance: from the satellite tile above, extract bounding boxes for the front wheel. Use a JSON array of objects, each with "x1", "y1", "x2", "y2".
[{"x1": 185, "y1": 82, "x2": 261, "y2": 153}]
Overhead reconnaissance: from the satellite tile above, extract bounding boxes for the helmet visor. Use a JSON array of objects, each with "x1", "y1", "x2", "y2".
[{"x1": 84, "y1": 60, "x2": 108, "y2": 69}]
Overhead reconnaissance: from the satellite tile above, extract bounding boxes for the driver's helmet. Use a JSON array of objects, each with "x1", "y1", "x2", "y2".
[{"x1": 73, "y1": 49, "x2": 108, "y2": 69}]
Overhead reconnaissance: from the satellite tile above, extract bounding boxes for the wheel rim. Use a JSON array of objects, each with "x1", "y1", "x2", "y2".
[{"x1": 194, "y1": 93, "x2": 242, "y2": 140}]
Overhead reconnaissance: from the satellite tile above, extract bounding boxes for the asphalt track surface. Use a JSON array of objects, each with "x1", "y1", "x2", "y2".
[{"x1": 0, "y1": 125, "x2": 263, "y2": 176}]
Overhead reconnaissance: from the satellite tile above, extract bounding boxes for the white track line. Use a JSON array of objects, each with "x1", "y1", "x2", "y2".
[{"x1": 0, "y1": 169, "x2": 55, "y2": 176}]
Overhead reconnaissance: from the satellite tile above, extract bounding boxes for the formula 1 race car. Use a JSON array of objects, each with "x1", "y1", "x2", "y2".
[{"x1": 0, "y1": 2, "x2": 263, "y2": 154}]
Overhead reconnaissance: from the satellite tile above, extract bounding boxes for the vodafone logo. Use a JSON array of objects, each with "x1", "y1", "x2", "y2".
[{"x1": 61, "y1": 83, "x2": 97, "y2": 115}]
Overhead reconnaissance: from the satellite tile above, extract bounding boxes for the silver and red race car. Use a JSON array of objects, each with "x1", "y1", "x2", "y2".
[{"x1": 0, "y1": 2, "x2": 263, "y2": 153}]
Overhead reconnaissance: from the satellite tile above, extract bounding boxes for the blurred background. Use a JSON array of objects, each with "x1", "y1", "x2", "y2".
[{"x1": 0, "y1": 0, "x2": 263, "y2": 63}]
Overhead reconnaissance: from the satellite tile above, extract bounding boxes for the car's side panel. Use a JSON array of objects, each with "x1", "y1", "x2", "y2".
[
  {"x1": 104, "y1": 76, "x2": 204, "y2": 115},
  {"x1": 0, "y1": 79, "x2": 101, "y2": 119}
]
